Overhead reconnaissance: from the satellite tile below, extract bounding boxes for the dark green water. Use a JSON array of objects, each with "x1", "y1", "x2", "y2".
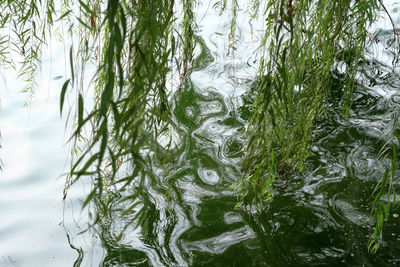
[{"x1": 63, "y1": 2, "x2": 400, "y2": 266}]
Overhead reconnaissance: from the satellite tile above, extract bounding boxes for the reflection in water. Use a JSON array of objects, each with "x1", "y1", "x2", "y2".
[{"x1": 63, "y1": 1, "x2": 400, "y2": 266}]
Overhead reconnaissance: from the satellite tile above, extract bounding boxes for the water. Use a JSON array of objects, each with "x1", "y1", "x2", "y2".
[
  {"x1": 0, "y1": 53, "x2": 77, "y2": 264},
  {"x1": 2, "y1": 1, "x2": 400, "y2": 266}
]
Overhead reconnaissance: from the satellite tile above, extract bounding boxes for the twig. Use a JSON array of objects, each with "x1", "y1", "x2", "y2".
[{"x1": 377, "y1": 0, "x2": 399, "y2": 45}]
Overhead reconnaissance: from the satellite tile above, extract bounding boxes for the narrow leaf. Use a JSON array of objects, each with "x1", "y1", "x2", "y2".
[{"x1": 60, "y1": 79, "x2": 70, "y2": 115}]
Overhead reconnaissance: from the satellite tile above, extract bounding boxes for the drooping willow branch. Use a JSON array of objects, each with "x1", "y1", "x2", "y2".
[
  {"x1": 0, "y1": 0, "x2": 399, "y2": 254},
  {"x1": 235, "y1": 0, "x2": 396, "y2": 252},
  {"x1": 237, "y1": 0, "x2": 373, "y2": 203},
  {"x1": 0, "y1": 0, "x2": 55, "y2": 96},
  {"x1": 63, "y1": 0, "x2": 179, "y2": 228}
]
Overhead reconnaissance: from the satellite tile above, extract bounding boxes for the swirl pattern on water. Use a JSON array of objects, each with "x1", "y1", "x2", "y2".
[{"x1": 74, "y1": 1, "x2": 400, "y2": 266}]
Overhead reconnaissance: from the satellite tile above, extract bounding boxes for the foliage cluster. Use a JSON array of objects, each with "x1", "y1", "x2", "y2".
[
  {"x1": 234, "y1": 0, "x2": 399, "y2": 252},
  {"x1": 238, "y1": 0, "x2": 378, "y2": 204},
  {"x1": 0, "y1": 0, "x2": 399, "y2": 254}
]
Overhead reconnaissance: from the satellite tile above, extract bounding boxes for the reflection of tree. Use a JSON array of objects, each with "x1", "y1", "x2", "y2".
[{"x1": 0, "y1": 0, "x2": 398, "y2": 257}]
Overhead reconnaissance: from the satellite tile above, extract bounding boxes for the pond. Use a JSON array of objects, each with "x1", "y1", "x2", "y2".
[{"x1": 1, "y1": 1, "x2": 400, "y2": 266}]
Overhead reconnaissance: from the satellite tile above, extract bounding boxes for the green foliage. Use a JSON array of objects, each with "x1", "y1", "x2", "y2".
[
  {"x1": 0, "y1": 0, "x2": 399, "y2": 254},
  {"x1": 234, "y1": 0, "x2": 399, "y2": 253},
  {"x1": 0, "y1": 0, "x2": 55, "y2": 97},
  {"x1": 0, "y1": 0, "x2": 195, "y2": 232},
  {"x1": 237, "y1": 0, "x2": 380, "y2": 207},
  {"x1": 369, "y1": 112, "x2": 400, "y2": 253},
  {"x1": 67, "y1": 0, "x2": 179, "y2": 227}
]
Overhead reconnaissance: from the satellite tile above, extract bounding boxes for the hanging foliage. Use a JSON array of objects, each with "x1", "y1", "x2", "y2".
[
  {"x1": 0, "y1": 0, "x2": 399, "y2": 253},
  {"x1": 236, "y1": 0, "x2": 398, "y2": 252},
  {"x1": 238, "y1": 0, "x2": 379, "y2": 204}
]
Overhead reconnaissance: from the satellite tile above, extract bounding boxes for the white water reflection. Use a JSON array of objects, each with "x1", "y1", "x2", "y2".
[
  {"x1": 0, "y1": 39, "x2": 101, "y2": 265},
  {"x1": 0, "y1": 70, "x2": 75, "y2": 265},
  {"x1": 183, "y1": 226, "x2": 256, "y2": 255}
]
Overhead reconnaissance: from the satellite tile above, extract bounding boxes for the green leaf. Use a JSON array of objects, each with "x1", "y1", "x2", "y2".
[
  {"x1": 78, "y1": 94, "x2": 84, "y2": 127},
  {"x1": 60, "y1": 79, "x2": 70, "y2": 115},
  {"x1": 76, "y1": 17, "x2": 92, "y2": 31},
  {"x1": 69, "y1": 46, "x2": 74, "y2": 82},
  {"x1": 82, "y1": 188, "x2": 97, "y2": 209},
  {"x1": 72, "y1": 153, "x2": 99, "y2": 179},
  {"x1": 56, "y1": 10, "x2": 72, "y2": 21},
  {"x1": 98, "y1": 125, "x2": 108, "y2": 167},
  {"x1": 78, "y1": 0, "x2": 92, "y2": 15}
]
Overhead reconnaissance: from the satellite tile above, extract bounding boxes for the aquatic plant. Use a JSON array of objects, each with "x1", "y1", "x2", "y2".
[{"x1": 0, "y1": 0, "x2": 399, "y2": 254}]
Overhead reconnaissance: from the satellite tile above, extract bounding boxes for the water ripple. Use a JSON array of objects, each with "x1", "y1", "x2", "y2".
[
  {"x1": 183, "y1": 226, "x2": 256, "y2": 255},
  {"x1": 80, "y1": 1, "x2": 400, "y2": 266}
]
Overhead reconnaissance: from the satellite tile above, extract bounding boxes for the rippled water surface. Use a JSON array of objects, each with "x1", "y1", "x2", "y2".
[
  {"x1": 0, "y1": 50, "x2": 77, "y2": 265},
  {"x1": 2, "y1": 1, "x2": 400, "y2": 266}
]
